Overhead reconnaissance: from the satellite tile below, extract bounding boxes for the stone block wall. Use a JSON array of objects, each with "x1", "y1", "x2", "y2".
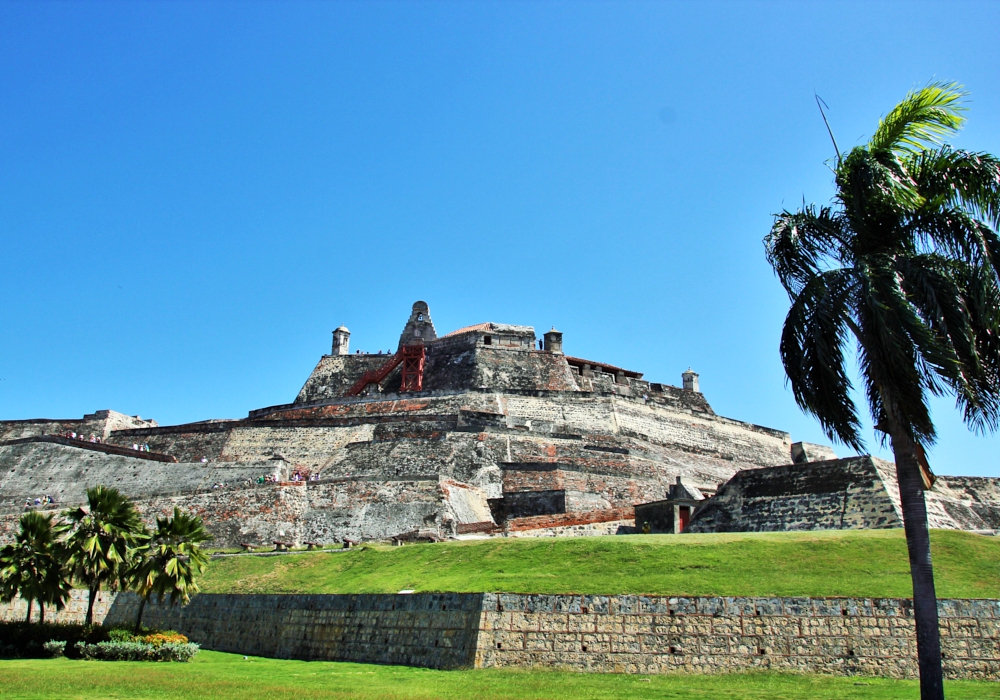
[
  {"x1": 687, "y1": 457, "x2": 904, "y2": 533},
  {"x1": 104, "y1": 592, "x2": 483, "y2": 669},
  {"x1": 686, "y1": 456, "x2": 1000, "y2": 535},
  {"x1": 82, "y1": 592, "x2": 1000, "y2": 680},
  {"x1": 477, "y1": 594, "x2": 999, "y2": 679},
  {"x1": 0, "y1": 589, "x2": 116, "y2": 624}
]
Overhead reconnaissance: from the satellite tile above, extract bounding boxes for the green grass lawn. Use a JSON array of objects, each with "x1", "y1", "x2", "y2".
[
  {"x1": 199, "y1": 529, "x2": 1000, "y2": 598},
  {"x1": 0, "y1": 651, "x2": 997, "y2": 700}
]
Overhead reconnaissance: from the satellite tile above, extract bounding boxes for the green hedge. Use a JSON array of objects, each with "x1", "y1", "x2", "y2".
[{"x1": 76, "y1": 641, "x2": 199, "y2": 662}]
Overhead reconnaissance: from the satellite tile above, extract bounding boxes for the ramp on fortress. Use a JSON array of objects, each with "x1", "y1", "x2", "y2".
[{"x1": 0, "y1": 302, "x2": 795, "y2": 547}]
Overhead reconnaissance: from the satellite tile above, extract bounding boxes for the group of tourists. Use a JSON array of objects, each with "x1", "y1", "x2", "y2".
[
  {"x1": 250, "y1": 472, "x2": 321, "y2": 485},
  {"x1": 63, "y1": 431, "x2": 101, "y2": 443},
  {"x1": 24, "y1": 494, "x2": 55, "y2": 509},
  {"x1": 292, "y1": 471, "x2": 322, "y2": 482},
  {"x1": 131, "y1": 443, "x2": 152, "y2": 452}
]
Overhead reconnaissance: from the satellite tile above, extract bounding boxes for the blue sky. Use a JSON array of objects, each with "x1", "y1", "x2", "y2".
[{"x1": 2, "y1": 1, "x2": 999, "y2": 476}]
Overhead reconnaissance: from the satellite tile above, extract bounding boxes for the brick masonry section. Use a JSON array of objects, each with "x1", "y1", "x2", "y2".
[{"x1": 88, "y1": 592, "x2": 1000, "y2": 680}]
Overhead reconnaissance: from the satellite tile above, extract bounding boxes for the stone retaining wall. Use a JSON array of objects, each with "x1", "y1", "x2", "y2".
[
  {"x1": 0, "y1": 589, "x2": 116, "y2": 624},
  {"x1": 475, "y1": 594, "x2": 999, "y2": 680},
  {"x1": 92, "y1": 592, "x2": 1000, "y2": 680},
  {"x1": 104, "y1": 592, "x2": 483, "y2": 669}
]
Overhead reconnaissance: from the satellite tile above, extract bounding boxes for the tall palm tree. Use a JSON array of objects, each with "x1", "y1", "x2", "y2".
[
  {"x1": 0, "y1": 511, "x2": 72, "y2": 623},
  {"x1": 64, "y1": 486, "x2": 145, "y2": 626},
  {"x1": 765, "y1": 82, "x2": 1000, "y2": 700},
  {"x1": 128, "y1": 507, "x2": 211, "y2": 633}
]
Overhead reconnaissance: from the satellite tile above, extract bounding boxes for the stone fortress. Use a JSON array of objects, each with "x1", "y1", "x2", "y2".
[{"x1": 1, "y1": 301, "x2": 998, "y2": 547}]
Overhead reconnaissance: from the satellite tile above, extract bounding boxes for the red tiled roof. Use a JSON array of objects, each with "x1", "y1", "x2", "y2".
[{"x1": 441, "y1": 322, "x2": 495, "y2": 338}]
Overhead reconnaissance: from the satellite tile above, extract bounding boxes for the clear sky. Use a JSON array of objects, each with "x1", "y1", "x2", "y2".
[{"x1": 2, "y1": 1, "x2": 999, "y2": 476}]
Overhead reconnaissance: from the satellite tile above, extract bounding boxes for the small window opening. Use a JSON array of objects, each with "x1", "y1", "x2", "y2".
[
  {"x1": 758, "y1": 647, "x2": 766, "y2": 656},
  {"x1": 417, "y1": 314, "x2": 423, "y2": 321},
  {"x1": 497, "y1": 642, "x2": 502, "y2": 649},
  {"x1": 484, "y1": 335, "x2": 492, "y2": 345},
  {"x1": 581, "y1": 644, "x2": 588, "y2": 651},
  {"x1": 669, "y1": 646, "x2": 677, "y2": 654}
]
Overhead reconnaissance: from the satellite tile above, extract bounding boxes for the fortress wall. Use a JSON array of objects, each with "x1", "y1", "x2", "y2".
[
  {"x1": 134, "y1": 479, "x2": 445, "y2": 546},
  {"x1": 0, "y1": 410, "x2": 156, "y2": 442},
  {"x1": 476, "y1": 594, "x2": 1000, "y2": 680},
  {"x1": 686, "y1": 458, "x2": 904, "y2": 533},
  {"x1": 105, "y1": 592, "x2": 484, "y2": 669},
  {"x1": 638, "y1": 382, "x2": 715, "y2": 415},
  {"x1": 613, "y1": 401, "x2": 791, "y2": 466},
  {"x1": 295, "y1": 355, "x2": 392, "y2": 404},
  {"x1": 0, "y1": 589, "x2": 116, "y2": 625},
  {"x1": 0, "y1": 476, "x2": 445, "y2": 548},
  {"x1": 106, "y1": 425, "x2": 233, "y2": 463},
  {"x1": 93, "y1": 592, "x2": 1000, "y2": 680},
  {"x1": 499, "y1": 394, "x2": 616, "y2": 434},
  {"x1": 0, "y1": 442, "x2": 279, "y2": 514},
  {"x1": 927, "y1": 476, "x2": 1000, "y2": 531},
  {"x1": 869, "y1": 459, "x2": 1000, "y2": 533},
  {"x1": 469, "y1": 349, "x2": 581, "y2": 392},
  {"x1": 218, "y1": 424, "x2": 376, "y2": 466},
  {"x1": 500, "y1": 466, "x2": 666, "y2": 512}
]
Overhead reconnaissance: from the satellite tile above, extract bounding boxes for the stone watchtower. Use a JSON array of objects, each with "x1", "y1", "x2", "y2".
[
  {"x1": 682, "y1": 368, "x2": 700, "y2": 393},
  {"x1": 332, "y1": 325, "x2": 351, "y2": 355},
  {"x1": 543, "y1": 328, "x2": 564, "y2": 354}
]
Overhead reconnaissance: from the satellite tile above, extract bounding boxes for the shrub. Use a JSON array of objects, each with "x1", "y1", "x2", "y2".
[
  {"x1": 77, "y1": 641, "x2": 199, "y2": 662},
  {"x1": 42, "y1": 640, "x2": 66, "y2": 658},
  {"x1": 141, "y1": 632, "x2": 188, "y2": 645}
]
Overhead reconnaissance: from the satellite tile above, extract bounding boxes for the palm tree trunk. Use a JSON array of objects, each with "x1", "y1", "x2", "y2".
[
  {"x1": 134, "y1": 597, "x2": 147, "y2": 635},
  {"x1": 889, "y1": 426, "x2": 945, "y2": 700},
  {"x1": 24, "y1": 598, "x2": 32, "y2": 624},
  {"x1": 85, "y1": 585, "x2": 98, "y2": 627}
]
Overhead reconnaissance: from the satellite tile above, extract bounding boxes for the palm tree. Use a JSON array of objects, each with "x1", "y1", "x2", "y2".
[
  {"x1": 765, "y1": 82, "x2": 1000, "y2": 700},
  {"x1": 128, "y1": 507, "x2": 211, "y2": 633},
  {"x1": 0, "y1": 511, "x2": 72, "y2": 623},
  {"x1": 64, "y1": 486, "x2": 145, "y2": 626}
]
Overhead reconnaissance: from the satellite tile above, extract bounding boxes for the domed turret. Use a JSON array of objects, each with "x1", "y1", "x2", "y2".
[{"x1": 332, "y1": 325, "x2": 351, "y2": 355}]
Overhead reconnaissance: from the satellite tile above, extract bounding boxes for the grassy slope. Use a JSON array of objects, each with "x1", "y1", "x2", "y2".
[
  {"x1": 0, "y1": 651, "x2": 998, "y2": 700},
  {"x1": 199, "y1": 529, "x2": 1000, "y2": 599}
]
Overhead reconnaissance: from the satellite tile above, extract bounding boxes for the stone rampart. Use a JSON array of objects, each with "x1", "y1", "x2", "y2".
[
  {"x1": 476, "y1": 594, "x2": 1000, "y2": 679},
  {"x1": 87, "y1": 592, "x2": 1000, "y2": 680},
  {"x1": 687, "y1": 457, "x2": 902, "y2": 533},
  {"x1": 0, "y1": 410, "x2": 156, "y2": 442},
  {"x1": 686, "y1": 456, "x2": 1000, "y2": 534},
  {"x1": 0, "y1": 589, "x2": 116, "y2": 624},
  {"x1": 104, "y1": 592, "x2": 483, "y2": 669}
]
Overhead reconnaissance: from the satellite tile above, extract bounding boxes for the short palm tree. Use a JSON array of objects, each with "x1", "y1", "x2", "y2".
[
  {"x1": 64, "y1": 486, "x2": 145, "y2": 625},
  {"x1": 0, "y1": 511, "x2": 72, "y2": 623},
  {"x1": 765, "y1": 82, "x2": 1000, "y2": 700},
  {"x1": 128, "y1": 507, "x2": 212, "y2": 633}
]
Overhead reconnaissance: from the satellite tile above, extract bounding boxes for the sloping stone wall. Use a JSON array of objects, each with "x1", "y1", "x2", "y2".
[
  {"x1": 90, "y1": 592, "x2": 1000, "y2": 680},
  {"x1": 104, "y1": 592, "x2": 483, "y2": 669},
  {"x1": 687, "y1": 457, "x2": 1000, "y2": 534},
  {"x1": 687, "y1": 457, "x2": 903, "y2": 533}
]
